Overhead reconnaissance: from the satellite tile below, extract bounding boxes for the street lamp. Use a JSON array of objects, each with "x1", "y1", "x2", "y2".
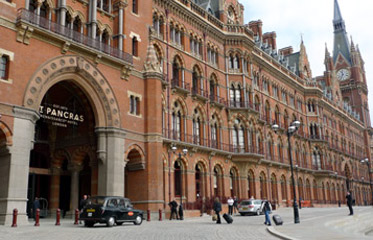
[
  {"x1": 272, "y1": 120, "x2": 301, "y2": 224},
  {"x1": 360, "y1": 158, "x2": 373, "y2": 206},
  {"x1": 172, "y1": 146, "x2": 188, "y2": 220}
]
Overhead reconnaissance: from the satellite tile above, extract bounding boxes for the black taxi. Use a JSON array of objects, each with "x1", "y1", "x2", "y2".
[{"x1": 80, "y1": 196, "x2": 144, "y2": 227}]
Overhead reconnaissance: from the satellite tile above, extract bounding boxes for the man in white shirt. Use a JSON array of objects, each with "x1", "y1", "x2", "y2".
[{"x1": 227, "y1": 197, "x2": 234, "y2": 215}]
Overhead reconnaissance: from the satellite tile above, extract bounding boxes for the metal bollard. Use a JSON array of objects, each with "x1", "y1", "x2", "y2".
[
  {"x1": 74, "y1": 209, "x2": 79, "y2": 225},
  {"x1": 159, "y1": 209, "x2": 162, "y2": 221},
  {"x1": 34, "y1": 209, "x2": 40, "y2": 226},
  {"x1": 147, "y1": 209, "x2": 150, "y2": 221},
  {"x1": 55, "y1": 209, "x2": 61, "y2": 226},
  {"x1": 11, "y1": 208, "x2": 18, "y2": 227}
]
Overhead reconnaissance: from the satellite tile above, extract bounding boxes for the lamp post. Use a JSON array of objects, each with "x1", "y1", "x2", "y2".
[
  {"x1": 360, "y1": 158, "x2": 373, "y2": 206},
  {"x1": 172, "y1": 146, "x2": 188, "y2": 220},
  {"x1": 272, "y1": 120, "x2": 300, "y2": 224}
]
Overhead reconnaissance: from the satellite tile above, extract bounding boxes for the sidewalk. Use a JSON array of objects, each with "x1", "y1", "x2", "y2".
[{"x1": 267, "y1": 206, "x2": 373, "y2": 240}]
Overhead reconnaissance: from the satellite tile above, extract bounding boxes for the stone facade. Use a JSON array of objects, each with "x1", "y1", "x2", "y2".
[{"x1": 0, "y1": 0, "x2": 371, "y2": 225}]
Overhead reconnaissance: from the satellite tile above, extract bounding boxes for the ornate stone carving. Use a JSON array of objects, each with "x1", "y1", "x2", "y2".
[
  {"x1": 144, "y1": 42, "x2": 161, "y2": 73},
  {"x1": 121, "y1": 64, "x2": 132, "y2": 80},
  {"x1": 16, "y1": 23, "x2": 34, "y2": 45},
  {"x1": 61, "y1": 41, "x2": 71, "y2": 54}
]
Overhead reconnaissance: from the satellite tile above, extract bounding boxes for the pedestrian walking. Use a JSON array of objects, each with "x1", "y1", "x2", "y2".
[
  {"x1": 261, "y1": 199, "x2": 272, "y2": 226},
  {"x1": 33, "y1": 197, "x2": 40, "y2": 219},
  {"x1": 79, "y1": 195, "x2": 88, "y2": 211},
  {"x1": 168, "y1": 199, "x2": 178, "y2": 220},
  {"x1": 299, "y1": 197, "x2": 302, "y2": 209},
  {"x1": 227, "y1": 197, "x2": 234, "y2": 215},
  {"x1": 233, "y1": 196, "x2": 239, "y2": 214},
  {"x1": 346, "y1": 191, "x2": 353, "y2": 215},
  {"x1": 213, "y1": 197, "x2": 222, "y2": 224}
]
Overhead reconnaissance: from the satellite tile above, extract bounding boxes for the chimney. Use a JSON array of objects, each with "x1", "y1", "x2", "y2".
[
  {"x1": 249, "y1": 20, "x2": 263, "y2": 40},
  {"x1": 263, "y1": 31, "x2": 277, "y2": 50},
  {"x1": 279, "y1": 46, "x2": 294, "y2": 56}
]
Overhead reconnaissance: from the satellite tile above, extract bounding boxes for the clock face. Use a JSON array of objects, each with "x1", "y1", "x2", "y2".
[{"x1": 337, "y1": 69, "x2": 350, "y2": 81}]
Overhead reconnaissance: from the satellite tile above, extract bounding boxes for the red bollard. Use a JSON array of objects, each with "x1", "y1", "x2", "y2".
[
  {"x1": 55, "y1": 209, "x2": 61, "y2": 226},
  {"x1": 11, "y1": 208, "x2": 18, "y2": 227},
  {"x1": 159, "y1": 209, "x2": 162, "y2": 221},
  {"x1": 74, "y1": 209, "x2": 79, "y2": 225},
  {"x1": 147, "y1": 209, "x2": 150, "y2": 221},
  {"x1": 34, "y1": 209, "x2": 40, "y2": 226}
]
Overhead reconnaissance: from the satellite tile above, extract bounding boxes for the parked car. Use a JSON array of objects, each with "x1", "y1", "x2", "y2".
[
  {"x1": 238, "y1": 199, "x2": 264, "y2": 216},
  {"x1": 79, "y1": 196, "x2": 144, "y2": 227}
]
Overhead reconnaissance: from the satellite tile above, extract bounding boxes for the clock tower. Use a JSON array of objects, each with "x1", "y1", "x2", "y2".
[{"x1": 332, "y1": 0, "x2": 370, "y2": 127}]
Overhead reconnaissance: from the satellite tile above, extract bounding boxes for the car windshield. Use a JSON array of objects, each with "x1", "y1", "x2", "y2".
[
  {"x1": 87, "y1": 197, "x2": 106, "y2": 206},
  {"x1": 240, "y1": 201, "x2": 252, "y2": 205}
]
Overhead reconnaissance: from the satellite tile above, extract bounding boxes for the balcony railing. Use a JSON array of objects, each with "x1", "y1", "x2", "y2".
[
  {"x1": 210, "y1": 95, "x2": 227, "y2": 106},
  {"x1": 163, "y1": 128, "x2": 264, "y2": 155},
  {"x1": 229, "y1": 100, "x2": 248, "y2": 108},
  {"x1": 171, "y1": 78, "x2": 191, "y2": 92},
  {"x1": 17, "y1": 8, "x2": 133, "y2": 64},
  {"x1": 192, "y1": 87, "x2": 209, "y2": 99}
]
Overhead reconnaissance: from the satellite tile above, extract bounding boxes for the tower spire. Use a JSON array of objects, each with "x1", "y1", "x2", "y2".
[{"x1": 332, "y1": 0, "x2": 351, "y2": 64}]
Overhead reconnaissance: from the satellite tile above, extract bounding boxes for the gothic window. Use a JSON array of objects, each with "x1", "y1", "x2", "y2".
[
  {"x1": 211, "y1": 115, "x2": 219, "y2": 149},
  {"x1": 280, "y1": 175, "x2": 287, "y2": 201},
  {"x1": 232, "y1": 119, "x2": 245, "y2": 153},
  {"x1": 129, "y1": 95, "x2": 140, "y2": 115},
  {"x1": 192, "y1": 109, "x2": 203, "y2": 145},
  {"x1": 132, "y1": 36, "x2": 138, "y2": 56},
  {"x1": 174, "y1": 160, "x2": 182, "y2": 196},
  {"x1": 230, "y1": 84, "x2": 242, "y2": 107},
  {"x1": 172, "y1": 102, "x2": 183, "y2": 141},
  {"x1": 0, "y1": 55, "x2": 9, "y2": 80},
  {"x1": 132, "y1": 0, "x2": 138, "y2": 14}
]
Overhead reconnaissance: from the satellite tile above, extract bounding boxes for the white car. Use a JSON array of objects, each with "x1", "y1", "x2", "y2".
[{"x1": 238, "y1": 199, "x2": 264, "y2": 216}]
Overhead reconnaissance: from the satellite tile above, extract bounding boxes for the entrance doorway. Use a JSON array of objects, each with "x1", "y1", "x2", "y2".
[{"x1": 27, "y1": 81, "x2": 96, "y2": 218}]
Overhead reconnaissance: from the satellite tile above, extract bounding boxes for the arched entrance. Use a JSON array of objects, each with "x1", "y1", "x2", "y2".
[{"x1": 27, "y1": 80, "x2": 96, "y2": 217}]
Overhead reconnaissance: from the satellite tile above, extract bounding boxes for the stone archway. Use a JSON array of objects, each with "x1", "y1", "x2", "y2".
[
  {"x1": 1, "y1": 55, "x2": 126, "y2": 225},
  {"x1": 23, "y1": 55, "x2": 121, "y2": 128}
]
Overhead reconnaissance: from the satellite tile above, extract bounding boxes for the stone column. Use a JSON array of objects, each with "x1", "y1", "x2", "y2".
[
  {"x1": 59, "y1": 0, "x2": 67, "y2": 26},
  {"x1": 49, "y1": 167, "x2": 62, "y2": 213},
  {"x1": 95, "y1": 127, "x2": 126, "y2": 196},
  {"x1": 0, "y1": 107, "x2": 39, "y2": 225},
  {"x1": 68, "y1": 164, "x2": 83, "y2": 213},
  {"x1": 91, "y1": 0, "x2": 98, "y2": 38},
  {"x1": 118, "y1": 4, "x2": 124, "y2": 51}
]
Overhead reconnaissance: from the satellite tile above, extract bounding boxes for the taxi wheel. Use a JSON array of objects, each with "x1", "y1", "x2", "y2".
[
  {"x1": 85, "y1": 221, "x2": 94, "y2": 227},
  {"x1": 107, "y1": 216, "x2": 115, "y2": 227},
  {"x1": 256, "y1": 210, "x2": 260, "y2": 216},
  {"x1": 133, "y1": 215, "x2": 143, "y2": 225}
]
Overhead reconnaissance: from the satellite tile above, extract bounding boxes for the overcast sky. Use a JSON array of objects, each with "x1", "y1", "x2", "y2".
[{"x1": 243, "y1": 0, "x2": 373, "y2": 123}]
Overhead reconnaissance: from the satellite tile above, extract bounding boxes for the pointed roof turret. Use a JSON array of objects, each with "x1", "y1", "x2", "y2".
[
  {"x1": 333, "y1": 0, "x2": 343, "y2": 23},
  {"x1": 332, "y1": 0, "x2": 351, "y2": 64}
]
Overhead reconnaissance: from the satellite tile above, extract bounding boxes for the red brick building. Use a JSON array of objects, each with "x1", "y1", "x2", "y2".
[{"x1": 0, "y1": 0, "x2": 371, "y2": 224}]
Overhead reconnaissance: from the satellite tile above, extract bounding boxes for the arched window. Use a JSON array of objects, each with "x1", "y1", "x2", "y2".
[
  {"x1": 132, "y1": 36, "x2": 138, "y2": 56},
  {"x1": 214, "y1": 166, "x2": 223, "y2": 197},
  {"x1": 211, "y1": 115, "x2": 219, "y2": 149},
  {"x1": 230, "y1": 168, "x2": 238, "y2": 197},
  {"x1": 230, "y1": 84, "x2": 242, "y2": 107},
  {"x1": 280, "y1": 175, "x2": 287, "y2": 201},
  {"x1": 232, "y1": 119, "x2": 245, "y2": 153},
  {"x1": 259, "y1": 172, "x2": 267, "y2": 199},
  {"x1": 172, "y1": 57, "x2": 183, "y2": 86},
  {"x1": 313, "y1": 180, "x2": 318, "y2": 202},
  {"x1": 132, "y1": 0, "x2": 138, "y2": 14},
  {"x1": 195, "y1": 164, "x2": 202, "y2": 198},
  {"x1": 172, "y1": 102, "x2": 183, "y2": 141},
  {"x1": 174, "y1": 160, "x2": 182, "y2": 196},
  {"x1": 192, "y1": 108, "x2": 203, "y2": 145},
  {"x1": 271, "y1": 174, "x2": 278, "y2": 202},
  {"x1": 248, "y1": 170, "x2": 255, "y2": 198}
]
